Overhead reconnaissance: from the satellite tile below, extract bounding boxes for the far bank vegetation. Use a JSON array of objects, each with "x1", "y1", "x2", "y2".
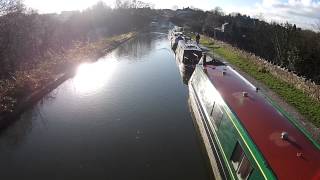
[{"x1": 0, "y1": 0, "x2": 154, "y2": 115}]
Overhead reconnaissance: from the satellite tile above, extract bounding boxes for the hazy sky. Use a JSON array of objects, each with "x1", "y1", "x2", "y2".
[{"x1": 24, "y1": 0, "x2": 320, "y2": 29}]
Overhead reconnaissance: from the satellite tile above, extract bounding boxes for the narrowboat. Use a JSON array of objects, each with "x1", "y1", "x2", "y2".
[
  {"x1": 189, "y1": 61, "x2": 320, "y2": 180},
  {"x1": 171, "y1": 26, "x2": 184, "y2": 34},
  {"x1": 175, "y1": 26, "x2": 184, "y2": 32},
  {"x1": 168, "y1": 26, "x2": 183, "y2": 40},
  {"x1": 170, "y1": 32, "x2": 184, "y2": 51},
  {"x1": 175, "y1": 41, "x2": 202, "y2": 66}
]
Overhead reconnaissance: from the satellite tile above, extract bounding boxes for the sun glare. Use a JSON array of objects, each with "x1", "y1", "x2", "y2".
[
  {"x1": 73, "y1": 59, "x2": 118, "y2": 95},
  {"x1": 25, "y1": 0, "x2": 114, "y2": 13}
]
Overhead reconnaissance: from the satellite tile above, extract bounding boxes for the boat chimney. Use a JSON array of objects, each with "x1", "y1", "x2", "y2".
[
  {"x1": 222, "y1": 71, "x2": 226, "y2": 76},
  {"x1": 281, "y1": 131, "x2": 289, "y2": 140}
]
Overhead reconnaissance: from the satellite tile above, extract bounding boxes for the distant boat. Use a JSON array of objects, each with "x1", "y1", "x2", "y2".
[
  {"x1": 150, "y1": 21, "x2": 158, "y2": 27},
  {"x1": 170, "y1": 33, "x2": 184, "y2": 51},
  {"x1": 168, "y1": 26, "x2": 183, "y2": 40}
]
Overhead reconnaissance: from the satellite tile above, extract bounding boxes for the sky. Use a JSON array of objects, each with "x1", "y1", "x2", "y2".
[{"x1": 24, "y1": 0, "x2": 320, "y2": 30}]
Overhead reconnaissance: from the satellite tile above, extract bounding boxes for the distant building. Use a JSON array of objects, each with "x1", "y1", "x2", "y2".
[{"x1": 59, "y1": 10, "x2": 81, "y2": 21}]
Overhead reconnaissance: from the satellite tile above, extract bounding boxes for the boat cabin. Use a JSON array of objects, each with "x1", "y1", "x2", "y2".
[{"x1": 176, "y1": 41, "x2": 202, "y2": 66}]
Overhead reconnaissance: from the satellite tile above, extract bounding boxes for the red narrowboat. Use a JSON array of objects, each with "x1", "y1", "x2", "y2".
[{"x1": 189, "y1": 60, "x2": 320, "y2": 180}]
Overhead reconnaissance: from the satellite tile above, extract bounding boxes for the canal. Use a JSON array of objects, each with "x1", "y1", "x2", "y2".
[{"x1": 0, "y1": 27, "x2": 210, "y2": 179}]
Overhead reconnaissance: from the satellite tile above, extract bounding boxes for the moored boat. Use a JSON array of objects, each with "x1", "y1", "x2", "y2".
[
  {"x1": 175, "y1": 41, "x2": 202, "y2": 66},
  {"x1": 188, "y1": 61, "x2": 320, "y2": 180},
  {"x1": 168, "y1": 26, "x2": 183, "y2": 40},
  {"x1": 170, "y1": 32, "x2": 184, "y2": 51}
]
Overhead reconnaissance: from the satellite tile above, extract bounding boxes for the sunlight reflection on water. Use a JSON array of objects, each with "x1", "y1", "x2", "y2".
[{"x1": 73, "y1": 58, "x2": 118, "y2": 95}]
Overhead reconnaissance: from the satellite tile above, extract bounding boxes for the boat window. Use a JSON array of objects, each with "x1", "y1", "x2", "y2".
[
  {"x1": 209, "y1": 102, "x2": 215, "y2": 116},
  {"x1": 192, "y1": 68, "x2": 217, "y2": 121},
  {"x1": 198, "y1": 74, "x2": 215, "y2": 114},
  {"x1": 231, "y1": 143, "x2": 253, "y2": 180},
  {"x1": 183, "y1": 51, "x2": 201, "y2": 64},
  {"x1": 211, "y1": 105, "x2": 223, "y2": 127}
]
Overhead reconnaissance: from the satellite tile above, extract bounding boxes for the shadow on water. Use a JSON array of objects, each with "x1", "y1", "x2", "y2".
[
  {"x1": 0, "y1": 91, "x2": 57, "y2": 148},
  {"x1": 115, "y1": 32, "x2": 168, "y2": 61},
  {"x1": 0, "y1": 110, "x2": 34, "y2": 149},
  {"x1": 174, "y1": 50, "x2": 196, "y2": 85},
  {"x1": 177, "y1": 65, "x2": 195, "y2": 85},
  {"x1": 115, "y1": 33, "x2": 154, "y2": 61}
]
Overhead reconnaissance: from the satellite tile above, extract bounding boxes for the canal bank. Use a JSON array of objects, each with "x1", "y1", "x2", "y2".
[{"x1": 0, "y1": 32, "x2": 137, "y2": 130}]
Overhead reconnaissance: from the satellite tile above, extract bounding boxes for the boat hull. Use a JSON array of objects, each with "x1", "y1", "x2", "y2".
[{"x1": 188, "y1": 84, "x2": 229, "y2": 180}]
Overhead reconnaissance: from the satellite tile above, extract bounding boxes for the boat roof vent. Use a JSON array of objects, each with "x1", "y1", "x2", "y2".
[
  {"x1": 243, "y1": 92, "x2": 249, "y2": 97},
  {"x1": 222, "y1": 71, "x2": 226, "y2": 76},
  {"x1": 281, "y1": 131, "x2": 289, "y2": 140}
]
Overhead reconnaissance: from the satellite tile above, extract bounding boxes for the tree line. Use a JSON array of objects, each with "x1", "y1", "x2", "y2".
[
  {"x1": 0, "y1": 0, "x2": 155, "y2": 79},
  {"x1": 1, "y1": 1, "x2": 319, "y2": 84},
  {"x1": 169, "y1": 8, "x2": 320, "y2": 84}
]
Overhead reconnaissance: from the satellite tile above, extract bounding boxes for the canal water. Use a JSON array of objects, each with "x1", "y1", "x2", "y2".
[{"x1": 0, "y1": 27, "x2": 210, "y2": 179}]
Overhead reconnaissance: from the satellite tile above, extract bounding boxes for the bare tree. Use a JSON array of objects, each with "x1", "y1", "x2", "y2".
[
  {"x1": 316, "y1": 20, "x2": 320, "y2": 32},
  {"x1": 211, "y1": 7, "x2": 224, "y2": 16},
  {"x1": 115, "y1": 0, "x2": 131, "y2": 9},
  {"x1": 0, "y1": 0, "x2": 24, "y2": 15}
]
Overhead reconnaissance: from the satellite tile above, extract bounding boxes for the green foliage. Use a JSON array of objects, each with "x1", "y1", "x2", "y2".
[{"x1": 200, "y1": 36, "x2": 320, "y2": 127}]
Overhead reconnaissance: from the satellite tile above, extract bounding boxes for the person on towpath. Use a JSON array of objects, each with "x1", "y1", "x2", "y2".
[{"x1": 196, "y1": 33, "x2": 200, "y2": 44}]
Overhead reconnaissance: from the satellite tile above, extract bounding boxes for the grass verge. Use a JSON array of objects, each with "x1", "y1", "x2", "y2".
[{"x1": 198, "y1": 35, "x2": 320, "y2": 128}]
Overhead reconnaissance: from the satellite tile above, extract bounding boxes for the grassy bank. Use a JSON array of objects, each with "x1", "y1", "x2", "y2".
[
  {"x1": 0, "y1": 32, "x2": 136, "y2": 116},
  {"x1": 197, "y1": 35, "x2": 320, "y2": 128}
]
